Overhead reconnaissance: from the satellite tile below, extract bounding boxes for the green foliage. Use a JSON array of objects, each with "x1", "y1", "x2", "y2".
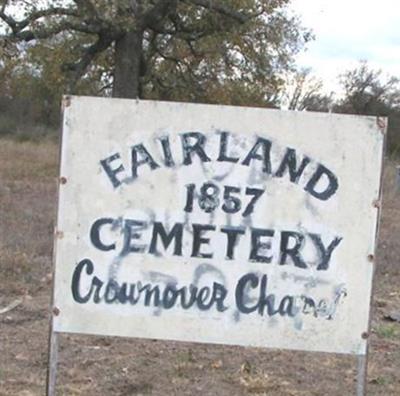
[
  {"x1": 0, "y1": 0, "x2": 311, "y2": 135},
  {"x1": 0, "y1": 115, "x2": 17, "y2": 136},
  {"x1": 142, "y1": 1, "x2": 311, "y2": 106},
  {"x1": 337, "y1": 61, "x2": 400, "y2": 115},
  {"x1": 375, "y1": 323, "x2": 399, "y2": 339},
  {"x1": 0, "y1": 32, "x2": 111, "y2": 139},
  {"x1": 335, "y1": 62, "x2": 400, "y2": 153}
]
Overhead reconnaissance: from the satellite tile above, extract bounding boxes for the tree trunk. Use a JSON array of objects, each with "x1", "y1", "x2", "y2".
[{"x1": 113, "y1": 30, "x2": 144, "y2": 99}]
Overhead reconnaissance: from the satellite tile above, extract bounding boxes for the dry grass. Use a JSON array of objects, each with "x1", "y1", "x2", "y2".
[
  {"x1": 0, "y1": 139, "x2": 400, "y2": 396},
  {"x1": 0, "y1": 139, "x2": 58, "y2": 297},
  {"x1": 0, "y1": 139, "x2": 58, "y2": 181}
]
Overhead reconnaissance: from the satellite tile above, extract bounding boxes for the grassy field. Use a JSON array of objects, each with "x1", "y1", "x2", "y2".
[{"x1": 1, "y1": 139, "x2": 400, "y2": 395}]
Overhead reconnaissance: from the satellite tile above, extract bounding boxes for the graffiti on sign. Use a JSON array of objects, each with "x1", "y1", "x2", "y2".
[{"x1": 53, "y1": 97, "x2": 384, "y2": 355}]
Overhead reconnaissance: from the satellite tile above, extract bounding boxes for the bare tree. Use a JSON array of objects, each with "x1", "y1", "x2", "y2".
[
  {"x1": 337, "y1": 61, "x2": 400, "y2": 115},
  {"x1": 281, "y1": 67, "x2": 333, "y2": 112}
]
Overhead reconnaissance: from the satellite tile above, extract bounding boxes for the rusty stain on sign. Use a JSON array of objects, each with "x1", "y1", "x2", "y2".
[{"x1": 52, "y1": 96, "x2": 385, "y2": 355}]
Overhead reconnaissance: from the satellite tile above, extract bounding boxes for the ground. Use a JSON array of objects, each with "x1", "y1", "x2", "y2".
[{"x1": 0, "y1": 139, "x2": 399, "y2": 396}]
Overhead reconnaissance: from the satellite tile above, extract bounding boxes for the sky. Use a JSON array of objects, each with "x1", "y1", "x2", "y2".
[{"x1": 289, "y1": 0, "x2": 400, "y2": 94}]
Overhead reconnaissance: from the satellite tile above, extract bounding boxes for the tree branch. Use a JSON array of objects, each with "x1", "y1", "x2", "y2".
[
  {"x1": 0, "y1": 2, "x2": 119, "y2": 43},
  {"x1": 62, "y1": 33, "x2": 114, "y2": 92},
  {"x1": 0, "y1": 7, "x2": 80, "y2": 33},
  {"x1": 142, "y1": 0, "x2": 177, "y2": 29},
  {"x1": 186, "y1": 0, "x2": 249, "y2": 23},
  {"x1": 73, "y1": 0, "x2": 98, "y2": 17},
  {"x1": 1, "y1": 19, "x2": 105, "y2": 42},
  {"x1": 0, "y1": 1, "x2": 7, "y2": 14}
]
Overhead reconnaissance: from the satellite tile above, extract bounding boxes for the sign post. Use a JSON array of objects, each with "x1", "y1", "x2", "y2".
[
  {"x1": 357, "y1": 354, "x2": 368, "y2": 396},
  {"x1": 48, "y1": 96, "x2": 385, "y2": 394},
  {"x1": 46, "y1": 326, "x2": 58, "y2": 396}
]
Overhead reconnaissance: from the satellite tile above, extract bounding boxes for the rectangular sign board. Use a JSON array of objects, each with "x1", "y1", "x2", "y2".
[{"x1": 53, "y1": 96, "x2": 384, "y2": 355}]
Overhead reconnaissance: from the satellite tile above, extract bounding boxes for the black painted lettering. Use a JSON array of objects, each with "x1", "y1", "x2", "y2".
[
  {"x1": 179, "y1": 285, "x2": 198, "y2": 309},
  {"x1": 304, "y1": 164, "x2": 339, "y2": 201},
  {"x1": 221, "y1": 226, "x2": 245, "y2": 260},
  {"x1": 191, "y1": 224, "x2": 216, "y2": 258},
  {"x1": 278, "y1": 296, "x2": 295, "y2": 317},
  {"x1": 122, "y1": 220, "x2": 147, "y2": 255},
  {"x1": 100, "y1": 153, "x2": 125, "y2": 188},
  {"x1": 140, "y1": 284, "x2": 161, "y2": 307},
  {"x1": 309, "y1": 233, "x2": 342, "y2": 270},
  {"x1": 217, "y1": 131, "x2": 239, "y2": 163},
  {"x1": 92, "y1": 276, "x2": 104, "y2": 303},
  {"x1": 242, "y1": 137, "x2": 272, "y2": 173},
  {"x1": 71, "y1": 259, "x2": 94, "y2": 304},
  {"x1": 235, "y1": 273, "x2": 259, "y2": 314},
  {"x1": 181, "y1": 132, "x2": 211, "y2": 165},
  {"x1": 118, "y1": 283, "x2": 140, "y2": 304},
  {"x1": 275, "y1": 148, "x2": 310, "y2": 183},
  {"x1": 104, "y1": 280, "x2": 119, "y2": 303},
  {"x1": 90, "y1": 218, "x2": 116, "y2": 251},
  {"x1": 302, "y1": 296, "x2": 317, "y2": 316},
  {"x1": 197, "y1": 287, "x2": 212, "y2": 310},
  {"x1": 162, "y1": 284, "x2": 179, "y2": 309},
  {"x1": 211, "y1": 283, "x2": 229, "y2": 312},
  {"x1": 249, "y1": 228, "x2": 274, "y2": 263},
  {"x1": 149, "y1": 222, "x2": 183, "y2": 256},
  {"x1": 198, "y1": 182, "x2": 220, "y2": 213},
  {"x1": 257, "y1": 275, "x2": 278, "y2": 316},
  {"x1": 158, "y1": 136, "x2": 175, "y2": 167},
  {"x1": 279, "y1": 231, "x2": 307, "y2": 269},
  {"x1": 131, "y1": 143, "x2": 160, "y2": 178}
]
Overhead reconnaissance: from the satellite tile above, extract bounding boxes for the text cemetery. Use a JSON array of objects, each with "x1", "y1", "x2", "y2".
[{"x1": 71, "y1": 130, "x2": 343, "y2": 320}]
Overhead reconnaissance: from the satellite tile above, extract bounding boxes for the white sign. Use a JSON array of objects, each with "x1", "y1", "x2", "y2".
[{"x1": 53, "y1": 96, "x2": 384, "y2": 355}]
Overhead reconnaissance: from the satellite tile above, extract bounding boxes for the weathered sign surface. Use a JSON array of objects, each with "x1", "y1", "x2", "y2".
[{"x1": 53, "y1": 96, "x2": 384, "y2": 355}]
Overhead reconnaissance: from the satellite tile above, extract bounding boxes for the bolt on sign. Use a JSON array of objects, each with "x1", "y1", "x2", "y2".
[{"x1": 53, "y1": 96, "x2": 384, "y2": 355}]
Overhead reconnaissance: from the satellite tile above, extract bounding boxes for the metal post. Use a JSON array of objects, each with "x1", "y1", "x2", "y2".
[
  {"x1": 46, "y1": 326, "x2": 59, "y2": 396},
  {"x1": 356, "y1": 354, "x2": 368, "y2": 396},
  {"x1": 45, "y1": 97, "x2": 67, "y2": 396},
  {"x1": 396, "y1": 165, "x2": 400, "y2": 192}
]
